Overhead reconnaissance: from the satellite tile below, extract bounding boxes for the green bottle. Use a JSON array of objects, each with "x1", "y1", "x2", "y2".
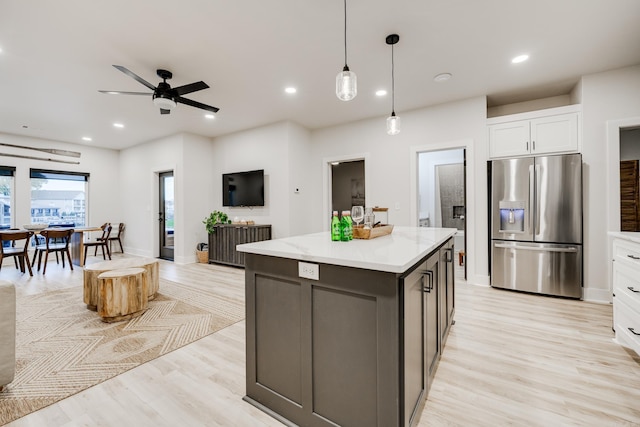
[
  {"x1": 340, "y1": 210, "x2": 352, "y2": 241},
  {"x1": 331, "y1": 211, "x2": 341, "y2": 241}
]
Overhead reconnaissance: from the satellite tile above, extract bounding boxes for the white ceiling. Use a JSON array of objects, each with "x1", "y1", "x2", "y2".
[{"x1": 1, "y1": 0, "x2": 639, "y2": 150}]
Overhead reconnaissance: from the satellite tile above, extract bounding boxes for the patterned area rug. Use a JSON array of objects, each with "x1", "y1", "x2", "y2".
[{"x1": 0, "y1": 279, "x2": 245, "y2": 425}]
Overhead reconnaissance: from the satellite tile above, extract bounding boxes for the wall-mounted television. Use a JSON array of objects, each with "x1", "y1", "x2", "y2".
[{"x1": 222, "y1": 169, "x2": 265, "y2": 207}]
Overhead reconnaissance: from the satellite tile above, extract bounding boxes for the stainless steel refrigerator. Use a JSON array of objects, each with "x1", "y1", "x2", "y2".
[{"x1": 490, "y1": 153, "x2": 583, "y2": 298}]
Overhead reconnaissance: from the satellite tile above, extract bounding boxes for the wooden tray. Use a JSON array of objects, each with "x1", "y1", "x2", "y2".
[{"x1": 353, "y1": 224, "x2": 393, "y2": 239}]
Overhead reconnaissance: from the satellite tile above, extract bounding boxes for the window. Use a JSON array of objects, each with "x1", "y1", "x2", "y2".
[
  {"x1": 0, "y1": 166, "x2": 15, "y2": 229},
  {"x1": 30, "y1": 169, "x2": 89, "y2": 227}
]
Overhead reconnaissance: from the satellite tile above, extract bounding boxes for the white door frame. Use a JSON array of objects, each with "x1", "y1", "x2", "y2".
[
  {"x1": 410, "y1": 139, "x2": 476, "y2": 283},
  {"x1": 606, "y1": 116, "x2": 640, "y2": 232}
]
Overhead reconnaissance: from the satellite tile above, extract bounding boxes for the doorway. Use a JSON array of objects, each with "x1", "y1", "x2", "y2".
[
  {"x1": 619, "y1": 127, "x2": 640, "y2": 231},
  {"x1": 418, "y1": 149, "x2": 467, "y2": 280},
  {"x1": 331, "y1": 160, "x2": 365, "y2": 214},
  {"x1": 159, "y1": 171, "x2": 174, "y2": 261}
]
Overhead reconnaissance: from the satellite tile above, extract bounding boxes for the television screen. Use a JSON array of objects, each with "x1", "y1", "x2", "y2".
[{"x1": 222, "y1": 169, "x2": 265, "y2": 207}]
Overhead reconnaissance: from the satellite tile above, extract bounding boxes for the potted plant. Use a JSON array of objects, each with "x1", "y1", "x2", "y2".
[{"x1": 203, "y1": 210, "x2": 231, "y2": 234}]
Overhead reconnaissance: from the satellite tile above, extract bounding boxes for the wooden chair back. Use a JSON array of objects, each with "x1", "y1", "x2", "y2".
[
  {"x1": 0, "y1": 230, "x2": 33, "y2": 255},
  {"x1": 40, "y1": 228, "x2": 73, "y2": 250}
]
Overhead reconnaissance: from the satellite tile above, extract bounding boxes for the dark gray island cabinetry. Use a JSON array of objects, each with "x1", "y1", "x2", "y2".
[{"x1": 237, "y1": 227, "x2": 456, "y2": 427}]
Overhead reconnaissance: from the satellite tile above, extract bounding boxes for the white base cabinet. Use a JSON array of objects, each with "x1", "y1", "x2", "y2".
[{"x1": 611, "y1": 235, "x2": 640, "y2": 356}]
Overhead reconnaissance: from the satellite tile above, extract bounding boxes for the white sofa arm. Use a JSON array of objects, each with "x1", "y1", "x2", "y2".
[{"x1": 0, "y1": 280, "x2": 16, "y2": 390}]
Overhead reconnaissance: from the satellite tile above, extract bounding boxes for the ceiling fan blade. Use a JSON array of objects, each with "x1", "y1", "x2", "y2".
[
  {"x1": 99, "y1": 90, "x2": 152, "y2": 96},
  {"x1": 160, "y1": 109, "x2": 171, "y2": 115},
  {"x1": 172, "y1": 81, "x2": 209, "y2": 96},
  {"x1": 112, "y1": 65, "x2": 156, "y2": 91},
  {"x1": 175, "y1": 96, "x2": 220, "y2": 113}
]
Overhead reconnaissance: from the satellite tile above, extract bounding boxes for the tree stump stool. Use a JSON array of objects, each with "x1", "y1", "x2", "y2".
[
  {"x1": 84, "y1": 258, "x2": 159, "y2": 310},
  {"x1": 97, "y1": 267, "x2": 148, "y2": 323}
]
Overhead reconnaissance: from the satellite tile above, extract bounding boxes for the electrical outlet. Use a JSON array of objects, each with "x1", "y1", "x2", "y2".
[{"x1": 298, "y1": 262, "x2": 319, "y2": 280}]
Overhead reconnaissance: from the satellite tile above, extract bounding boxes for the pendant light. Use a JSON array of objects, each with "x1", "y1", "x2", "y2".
[
  {"x1": 386, "y1": 34, "x2": 400, "y2": 135},
  {"x1": 336, "y1": 0, "x2": 357, "y2": 101}
]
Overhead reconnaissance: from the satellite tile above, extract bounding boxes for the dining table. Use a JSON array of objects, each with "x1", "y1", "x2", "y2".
[
  {"x1": 67, "y1": 226, "x2": 104, "y2": 266},
  {"x1": 25, "y1": 226, "x2": 104, "y2": 267}
]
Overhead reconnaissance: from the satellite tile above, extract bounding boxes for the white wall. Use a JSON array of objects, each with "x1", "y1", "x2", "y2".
[
  {"x1": 309, "y1": 96, "x2": 489, "y2": 285},
  {"x1": 181, "y1": 134, "x2": 216, "y2": 263},
  {"x1": 0, "y1": 133, "x2": 120, "y2": 228},
  {"x1": 119, "y1": 134, "x2": 183, "y2": 260},
  {"x1": 286, "y1": 122, "x2": 314, "y2": 237},
  {"x1": 211, "y1": 121, "x2": 312, "y2": 239},
  {"x1": 581, "y1": 64, "x2": 640, "y2": 302}
]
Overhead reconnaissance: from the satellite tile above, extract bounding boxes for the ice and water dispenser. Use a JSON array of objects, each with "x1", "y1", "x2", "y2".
[{"x1": 498, "y1": 201, "x2": 525, "y2": 233}]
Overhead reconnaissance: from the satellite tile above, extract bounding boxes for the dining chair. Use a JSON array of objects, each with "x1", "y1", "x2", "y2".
[
  {"x1": 93, "y1": 223, "x2": 109, "y2": 255},
  {"x1": 107, "y1": 223, "x2": 125, "y2": 253},
  {"x1": 84, "y1": 224, "x2": 112, "y2": 261},
  {"x1": 33, "y1": 229, "x2": 74, "y2": 275},
  {"x1": 0, "y1": 230, "x2": 35, "y2": 276}
]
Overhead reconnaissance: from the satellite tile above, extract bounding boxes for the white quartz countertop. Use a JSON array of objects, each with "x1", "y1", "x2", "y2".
[{"x1": 237, "y1": 226, "x2": 457, "y2": 273}]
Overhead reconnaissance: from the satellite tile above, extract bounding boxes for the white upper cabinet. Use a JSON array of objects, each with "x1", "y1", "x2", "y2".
[
  {"x1": 488, "y1": 106, "x2": 580, "y2": 159},
  {"x1": 488, "y1": 120, "x2": 530, "y2": 157}
]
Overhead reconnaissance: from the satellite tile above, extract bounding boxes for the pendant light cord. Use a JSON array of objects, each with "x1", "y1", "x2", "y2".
[
  {"x1": 391, "y1": 43, "x2": 395, "y2": 114},
  {"x1": 343, "y1": 0, "x2": 348, "y2": 68}
]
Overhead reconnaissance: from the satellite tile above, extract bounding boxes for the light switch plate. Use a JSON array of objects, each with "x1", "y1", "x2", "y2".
[{"x1": 298, "y1": 261, "x2": 319, "y2": 280}]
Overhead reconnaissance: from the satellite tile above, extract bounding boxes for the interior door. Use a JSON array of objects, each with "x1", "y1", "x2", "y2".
[{"x1": 159, "y1": 171, "x2": 174, "y2": 261}]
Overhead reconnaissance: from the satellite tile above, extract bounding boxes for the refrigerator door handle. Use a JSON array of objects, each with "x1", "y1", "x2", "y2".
[
  {"x1": 494, "y1": 243, "x2": 578, "y2": 253},
  {"x1": 529, "y1": 164, "x2": 535, "y2": 234},
  {"x1": 535, "y1": 164, "x2": 541, "y2": 236}
]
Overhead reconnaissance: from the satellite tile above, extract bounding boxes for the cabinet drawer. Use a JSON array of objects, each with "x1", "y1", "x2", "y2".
[
  {"x1": 614, "y1": 299, "x2": 640, "y2": 356},
  {"x1": 612, "y1": 262, "x2": 640, "y2": 302},
  {"x1": 613, "y1": 238, "x2": 640, "y2": 266}
]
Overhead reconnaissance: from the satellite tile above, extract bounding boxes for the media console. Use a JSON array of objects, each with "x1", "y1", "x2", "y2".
[{"x1": 208, "y1": 224, "x2": 271, "y2": 267}]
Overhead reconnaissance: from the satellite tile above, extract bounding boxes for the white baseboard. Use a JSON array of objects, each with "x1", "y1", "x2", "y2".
[
  {"x1": 583, "y1": 288, "x2": 612, "y2": 304},
  {"x1": 470, "y1": 274, "x2": 490, "y2": 286}
]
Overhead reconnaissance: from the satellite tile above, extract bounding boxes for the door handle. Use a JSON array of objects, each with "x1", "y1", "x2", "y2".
[
  {"x1": 629, "y1": 327, "x2": 640, "y2": 336},
  {"x1": 494, "y1": 243, "x2": 578, "y2": 253},
  {"x1": 628, "y1": 286, "x2": 640, "y2": 293},
  {"x1": 529, "y1": 164, "x2": 534, "y2": 234},
  {"x1": 445, "y1": 247, "x2": 454, "y2": 263},
  {"x1": 627, "y1": 254, "x2": 640, "y2": 260},
  {"x1": 422, "y1": 270, "x2": 434, "y2": 292}
]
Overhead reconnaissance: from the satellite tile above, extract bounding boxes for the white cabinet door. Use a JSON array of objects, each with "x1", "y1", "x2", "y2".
[
  {"x1": 488, "y1": 120, "x2": 530, "y2": 158},
  {"x1": 530, "y1": 113, "x2": 578, "y2": 154}
]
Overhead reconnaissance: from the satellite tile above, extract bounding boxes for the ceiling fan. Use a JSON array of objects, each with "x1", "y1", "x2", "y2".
[{"x1": 99, "y1": 65, "x2": 220, "y2": 115}]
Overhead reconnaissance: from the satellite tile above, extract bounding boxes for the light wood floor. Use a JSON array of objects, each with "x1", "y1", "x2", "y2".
[{"x1": 2, "y1": 253, "x2": 639, "y2": 426}]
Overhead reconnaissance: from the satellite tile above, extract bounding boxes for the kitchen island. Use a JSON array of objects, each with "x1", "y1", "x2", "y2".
[{"x1": 237, "y1": 226, "x2": 457, "y2": 427}]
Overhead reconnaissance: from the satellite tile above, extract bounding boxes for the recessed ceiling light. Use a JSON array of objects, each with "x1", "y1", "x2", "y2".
[
  {"x1": 375, "y1": 90, "x2": 387, "y2": 97},
  {"x1": 331, "y1": 161, "x2": 340, "y2": 165},
  {"x1": 205, "y1": 114, "x2": 215, "y2": 119},
  {"x1": 82, "y1": 136, "x2": 92, "y2": 142},
  {"x1": 113, "y1": 123, "x2": 124, "y2": 128},
  {"x1": 106, "y1": 91, "x2": 120, "y2": 95},
  {"x1": 285, "y1": 87, "x2": 297, "y2": 94},
  {"x1": 512, "y1": 54, "x2": 529, "y2": 64},
  {"x1": 434, "y1": 73, "x2": 452, "y2": 82}
]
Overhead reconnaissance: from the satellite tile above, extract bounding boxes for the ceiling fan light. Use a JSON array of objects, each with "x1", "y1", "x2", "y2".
[
  {"x1": 387, "y1": 112, "x2": 401, "y2": 135},
  {"x1": 153, "y1": 95, "x2": 177, "y2": 110},
  {"x1": 336, "y1": 67, "x2": 357, "y2": 101}
]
